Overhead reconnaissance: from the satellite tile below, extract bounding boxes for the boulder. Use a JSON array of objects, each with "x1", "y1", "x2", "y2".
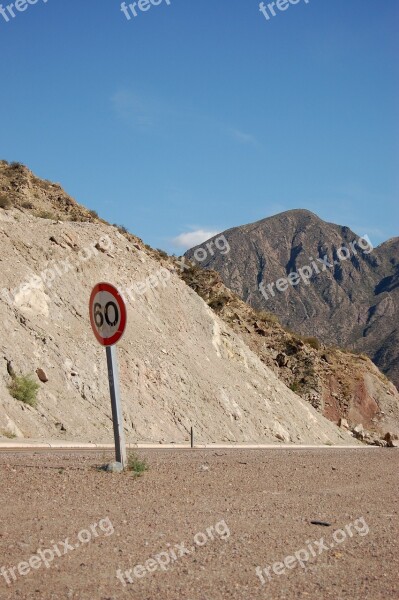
[
  {"x1": 384, "y1": 432, "x2": 399, "y2": 442},
  {"x1": 36, "y1": 368, "x2": 48, "y2": 383},
  {"x1": 104, "y1": 462, "x2": 124, "y2": 473},
  {"x1": 276, "y1": 353, "x2": 288, "y2": 368},
  {"x1": 352, "y1": 424, "x2": 365, "y2": 440}
]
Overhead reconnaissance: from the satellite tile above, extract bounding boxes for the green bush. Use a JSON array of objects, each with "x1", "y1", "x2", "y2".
[
  {"x1": 1, "y1": 430, "x2": 16, "y2": 439},
  {"x1": 88, "y1": 209, "x2": 98, "y2": 219},
  {"x1": 127, "y1": 452, "x2": 149, "y2": 476},
  {"x1": 289, "y1": 381, "x2": 300, "y2": 393},
  {"x1": 8, "y1": 374, "x2": 39, "y2": 407},
  {"x1": 303, "y1": 336, "x2": 321, "y2": 350}
]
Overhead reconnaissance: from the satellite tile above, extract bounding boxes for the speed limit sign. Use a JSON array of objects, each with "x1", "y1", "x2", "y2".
[
  {"x1": 89, "y1": 283, "x2": 127, "y2": 346},
  {"x1": 89, "y1": 282, "x2": 127, "y2": 468}
]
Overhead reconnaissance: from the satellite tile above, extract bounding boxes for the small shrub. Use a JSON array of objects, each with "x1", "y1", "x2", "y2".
[
  {"x1": 289, "y1": 381, "x2": 300, "y2": 393},
  {"x1": 10, "y1": 161, "x2": 23, "y2": 169},
  {"x1": 35, "y1": 210, "x2": 56, "y2": 220},
  {"x1": 115, "y1": 224, "x2": 128, "y2": 235},
  {"x1": 8, "y1": 374, "x2": 39, "y2": 407},
  {"x1": 21, "y1": 201, "x2": 34, "y2": 209},
  {"x1": 208, "y1": 292, "x2": 230, "y2": 312},
  {"x1": 127, "y1": 451, "x2": 149, "y2": 477},
  {"x1": 282, "y1": 325, "x2": 295, "y2": 335},
  {"x1": 156, "y1": 249, "x2": 169, "y2": 259},
  {"x1": 303, "y1": 336, "x2": 321, "y2": 350},
  {"x1": 345, "y1": 348, "x2": 369, "y2": 361},
  {"x1": 88, "y1": 209, "x2": 98, "y2": 219},
  {"x1": 353, "y1": 351, "x2": 369, "y2": 361},
  {"x1": 0, "y1": 194, "x2": 11, "y2": 209},
  {"x1": 257, "y1": 310, "x2": 279, "y2": 324},
  {"x1": 1, "y1": 430, "x2": 16, "y2": 439}
]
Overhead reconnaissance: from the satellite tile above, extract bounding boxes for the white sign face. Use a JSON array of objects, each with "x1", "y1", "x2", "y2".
[{"x1": 89, "y1": 283, "x2": 127, "y2": 346}]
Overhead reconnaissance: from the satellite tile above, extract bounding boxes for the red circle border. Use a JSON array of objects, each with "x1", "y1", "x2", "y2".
[{"x1": 89, "y1": 282, "x2": 127, "y2": 346}]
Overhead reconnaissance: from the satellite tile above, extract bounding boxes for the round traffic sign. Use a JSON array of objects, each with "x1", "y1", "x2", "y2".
[{"x1": 89, "y1": 283, "x2": 127, "y2": 346}]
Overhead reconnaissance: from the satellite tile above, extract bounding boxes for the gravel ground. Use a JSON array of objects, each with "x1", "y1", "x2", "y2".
[{"x1": 0, "y1": 448, "x2": 398, "y2": 600}]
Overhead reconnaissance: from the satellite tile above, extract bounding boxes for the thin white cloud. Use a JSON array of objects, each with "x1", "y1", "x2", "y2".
[
  {"x1": 111, "y1": 89, "x2": 261, "y2": 149},
  {"x1": 347, "y1": 226, "x2": 385, "y2": 242},
  {"x1": 111, "y1": 90, "x2": 155, "y2": 130},
  {"x1": 229, "y1": 128, "x2": 258, "y2": 145},
  {"x1": 172, "y1": 229, "x2": 220, "y2": 249}
]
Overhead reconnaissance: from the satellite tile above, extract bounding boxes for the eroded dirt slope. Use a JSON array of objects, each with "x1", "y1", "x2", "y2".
[{"x1": 0, "y1": 163, "x2": 350, "y2": 445}]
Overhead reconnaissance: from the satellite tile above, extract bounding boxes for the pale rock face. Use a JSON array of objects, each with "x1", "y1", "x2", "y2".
[
  {"x1": 4, "y1": 415, "x2": 24, "y2": 438},
  {"x1": 14, "y1": 285, "x2": 50, "y2": 317},
  {"x1": 271, "y1": 421, "x2": 291, "y2": 443}
]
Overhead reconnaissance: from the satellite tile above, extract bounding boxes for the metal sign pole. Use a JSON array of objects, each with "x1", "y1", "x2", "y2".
[{"x1": 106, "y1": 345, "x2": 127, "y2": 468}]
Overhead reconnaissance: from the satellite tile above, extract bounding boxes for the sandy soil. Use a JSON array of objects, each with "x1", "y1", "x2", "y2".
[{"x1": 0, "y1": 448, "x2": 398, "y2": 599}]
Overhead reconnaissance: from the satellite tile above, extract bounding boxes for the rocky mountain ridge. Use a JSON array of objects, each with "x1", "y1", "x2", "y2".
[{"x1": 185, "y1": 210, "x2": 399, "y2": 390}]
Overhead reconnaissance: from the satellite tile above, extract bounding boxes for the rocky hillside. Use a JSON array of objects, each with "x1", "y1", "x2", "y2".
[
  {"x1": 0, "y1": 161, "x2": 351, "y2": 445},
  {"x1": 180, "y1": 264, "x2": 399, "y2": 439},
  {"x1": 185, "y1": 210, "x2": 399, "y2": 389}
]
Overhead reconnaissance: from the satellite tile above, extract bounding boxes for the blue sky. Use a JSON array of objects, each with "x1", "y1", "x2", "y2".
[{"x1": 1, "y1": 0, "x2": 398, "y2": 252}]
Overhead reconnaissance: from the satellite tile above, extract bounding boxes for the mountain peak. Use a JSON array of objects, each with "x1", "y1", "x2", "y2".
[{"x1": 186, "y1": 210, "x2": 398, "y2": 390}]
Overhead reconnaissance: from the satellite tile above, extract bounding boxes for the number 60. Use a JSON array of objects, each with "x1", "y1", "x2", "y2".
[{"x1": 94, "y1": 301, "x2": 119, "y2": 328}]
